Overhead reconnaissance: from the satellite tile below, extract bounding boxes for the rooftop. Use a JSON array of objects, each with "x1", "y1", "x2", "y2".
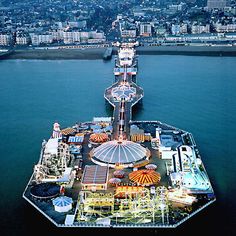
[
  {"x1": 81, "y1": 165, "x2": 108, "y2": 184},
  {"x1": 91, "y1": 139, "x2": 149, "y2": 165}
]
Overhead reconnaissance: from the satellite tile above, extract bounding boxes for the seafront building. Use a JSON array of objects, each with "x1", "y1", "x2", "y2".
[
  {"x1": 0, "y1": 33, "x2": 12, "y2": 46},
  {"x1": 191, "y1": 24, "x2": 210, "y2": 34},
  {"x1": 171, "y1": 24, "x2": 188, "y2": 35},
  {"x1": 207, "y1": 0, "x2": 227, "y2": 10},
  {"x1": 31, "y1": 34, "x2": 53, "y2": 46},
  {"x1": 16, "y1": 32, "x2": 30, "y2": 45},
  {"x1": 140, "y1": 23, "x2": 152, "y2": 37},
  {"x1": 215, "y1": 23, "x2": 236, "y2": 32},
  {"x1": 23, "y1": 42, "x2": 215, "y2": 228}
]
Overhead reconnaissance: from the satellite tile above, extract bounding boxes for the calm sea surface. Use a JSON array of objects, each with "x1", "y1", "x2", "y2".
[{"x1": 0, "y1": 55, "x2": 236, "y2": 236}]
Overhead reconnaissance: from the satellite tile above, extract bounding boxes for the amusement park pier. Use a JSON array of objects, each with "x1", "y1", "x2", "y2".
[{"x1": 23, "y1": 42, "x2": 215, "y2": 228}]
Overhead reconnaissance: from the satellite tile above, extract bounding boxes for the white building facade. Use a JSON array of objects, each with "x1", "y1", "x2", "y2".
[{"x1": 0, "y1": 33, "x2": 12, "y2": 45}]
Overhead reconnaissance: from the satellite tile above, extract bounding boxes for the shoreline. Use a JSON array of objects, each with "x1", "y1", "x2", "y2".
[
  {"x1": 136, "y1": 45, "x2": 236, "y2": 56},
  {"x1": 1, "y1": 45, "x2": 236, "y2": 60},
  {"x1": 5, "y1": 48, "x2": 107, "y2": 60}
]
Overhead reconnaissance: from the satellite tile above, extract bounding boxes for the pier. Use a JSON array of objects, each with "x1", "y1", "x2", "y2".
[
  {"x1": 23, "y1": 42, "x2": 215, "y2": 228},
  {"x1": 104, "y1": 47, "x2": 143, "y2": 140},
  {"x1": 103, "y1": 47, "x2": 113, "y2": 60}
]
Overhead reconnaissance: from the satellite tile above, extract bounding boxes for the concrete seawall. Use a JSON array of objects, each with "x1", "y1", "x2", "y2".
[
  {"x1": 6, "y1": 48, "x2": 107, "y2": 60},
  {"x1": 136, "y1": 45, "x2": 236, "y2": 56},
  {"x1": 2, "y1": 45, "x2": 236, "y2": 60}
]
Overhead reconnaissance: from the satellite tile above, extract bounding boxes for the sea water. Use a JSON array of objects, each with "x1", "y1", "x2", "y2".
[{"x1": 0, "y1": 56, "x2": 235, "y2": 235}]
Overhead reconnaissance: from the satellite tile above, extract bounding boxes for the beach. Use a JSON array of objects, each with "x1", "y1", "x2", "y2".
[
  {"x1": 6, "y1": 47, "x2": 107, "y2": 60},
  {"x1": 136, "y1": 45, "x2": 236, "y2": 56},
  {"x1": 1, "y1": 44, "x2": 236, "y2": 60}
]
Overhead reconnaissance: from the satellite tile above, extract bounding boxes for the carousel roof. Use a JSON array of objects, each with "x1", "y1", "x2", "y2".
[
  {"x1": 92, "y1": 140, "x2": 148, "y2": 164},
  {"x1": 61, "y1": 127, "x2": 76, "y2": 136},
  {"x1": 109, "y1": 178, "x2": 121, "y2": 184},
  {"x1": 52, "y1": 196, "x2": 73, "y2": 207},
  {"x1": 114, "y1": 170, "x2": 125, "y2": 176},
  {"x1": 129, "y1": 169, "x2": 161, "y2": 186},
  {"x1": 145, "y1": 163, "x2": 157, "y2": 170},
  {"x1": 90, "y1": 133, "x2": 109, "y2": 143}
]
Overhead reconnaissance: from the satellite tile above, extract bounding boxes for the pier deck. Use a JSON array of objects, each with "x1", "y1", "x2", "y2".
[{"x1": 104, "y1": 66, "x2": 143, "y2": 139}]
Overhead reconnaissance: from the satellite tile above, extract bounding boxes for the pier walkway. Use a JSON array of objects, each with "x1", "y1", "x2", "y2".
[{"x1": 104, "y1": 62, "x2": 143, "y2": 140}]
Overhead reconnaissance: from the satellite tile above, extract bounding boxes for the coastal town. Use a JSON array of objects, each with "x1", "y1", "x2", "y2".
[{"x1": 1, "y1": 0, "x2": 236, "y2": 49}]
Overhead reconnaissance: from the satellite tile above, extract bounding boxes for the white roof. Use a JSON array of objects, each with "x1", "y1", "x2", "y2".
[
  {"x1": 56, "y1": 167, "x2": 73, "y2": 182},
  {"x1": 170, "y1": 172, "x2": 182, "y2": 181},
  {"x1": 65, "y1": 214, "x2": 75, "y2": 225},
  {"x1": 44, "y1": 138, "x2": 59, "y2": 155},
  {"x1": 93, "y1": 140, "x2": 147, "y2": 164},
  {"x1": 96, "y1": 217, "x2": 111, "y2": 226},
  {"x1": 93, "y1": 117, "x2": 112, "y2": 122}
]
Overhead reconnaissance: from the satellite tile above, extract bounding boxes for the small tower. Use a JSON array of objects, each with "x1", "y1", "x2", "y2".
[{"x1": 52, "y1": 122, "x2": 62, "y2": 139}]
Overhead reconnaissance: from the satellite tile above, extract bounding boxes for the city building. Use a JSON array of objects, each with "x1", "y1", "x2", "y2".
[
  {"x1": 67, "y1": 21, "x2": 79, "y2": 28},
  {"x1": 51, "y1": 30, "x2": 64, "y2": 42},
  {"x1": 89, "y1": 31, "x2": 105, "y2": 39},
  {"x1": 215, "y1": 23, "x2": 236, "y2": 32},
  {"x1": 171, "y1": 24, "x2": 180, "y2": 35},
  {"x1": 191, "y1": 24, "x2": 210, "y2": 34},
  {"x1": 180, "y1": 24, "x2": 188, "y2": 34},
  {"x1": 171, "y1": 24, "x2": 187, "y2": 35},
  {"x1": 140, "y1": 23, "x2": 152, "y2": 37},
  {"x1": 63, "y1": 31, "x2": 81, "y2": 44},
  {"x1": 77, "y1": 20, "x2": 87, "y2": 29},
  {"x1": 16, "y1": 32, "x2": 30, "y2": 45},
  {"x1": 62, "y1": 30, "x2": 105, "y2": 44},
  {"x1": 168, "y1": 4, "x2": 185, "y2": 14},
  {"x1": 133, "y1": 9, "x2": 145, "y2": 17},
  {"x1": 0, "y1": 33, "x2": 12, "y2": 45},
  {"x1": 80, "y1": 31, "x2": 89, "y2": 42},
  {"x1": 119, "y1": 20, "x2": 137, "y2": 38},
  {"x1": 31, "y1": 33, "x2": 53, "y2": 45},
  {"x1": 207, "y1": 0, "x2": 227, "y2": 10},
  {"x1": 154, "y1": 25, "x2": 167, "y2": 36},
  {"x1": 121, "y1": 29, "x2": 137, "y2": 38}
]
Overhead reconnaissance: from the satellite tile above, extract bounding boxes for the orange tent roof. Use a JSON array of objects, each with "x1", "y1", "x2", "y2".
[
  {"x1": 90, "y1": 133, "x2": 109, "y2": 143},
  {"x1": 61, "y1": 127, "x2": 76, "y2": 135},
  {"x1": 129, "y1": 169, "x2": 161, "y2": 186}
]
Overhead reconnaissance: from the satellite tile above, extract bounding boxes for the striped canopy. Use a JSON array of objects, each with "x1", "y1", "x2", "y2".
[
  {"x1": 109, "y1": 178, "x2": 121, "y2": 184},
  {"x1": 61, "y1": 127, "x2": 76, "y2": 136},
  {"x1": 129, "y1": 169, "x2": 161, "y2": 186},
  {"x1": 90, "y1": 133, "x2": 109, "y2": 143},
  {"x1": 113, "y1": 170, "x2": 125, "y2": 178},
  {"x1": 52, "y1": 196, "x2": 73, "y2": 207}
]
